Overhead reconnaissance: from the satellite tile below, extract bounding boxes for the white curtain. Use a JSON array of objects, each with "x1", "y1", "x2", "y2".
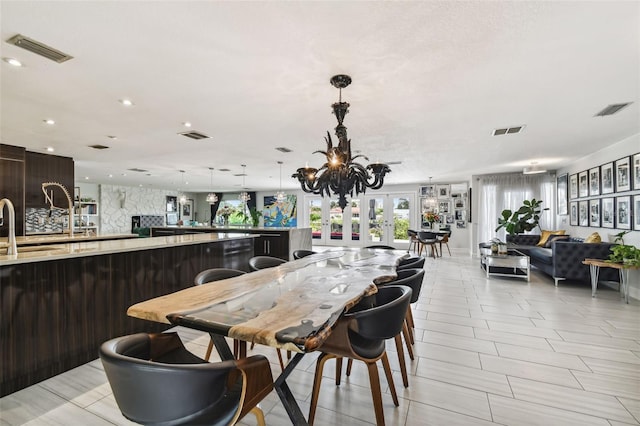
[{"x1": 477, "y1": 172, "x2": 555, "y2": 243}]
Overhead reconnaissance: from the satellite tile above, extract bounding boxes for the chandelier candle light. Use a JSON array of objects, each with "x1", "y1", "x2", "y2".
[
  {"x1": 206, "y1": 167, "x2": 218, "y2": 204},
  {"x1": 275, "y1": 161, "x2": 286, "y2": 203},
  {"x1": 238, "y1": 164, "x2": 250, "y2": 203},
  {"x1": 293, "y1": 74, "x2": 390, "y2": 211}
]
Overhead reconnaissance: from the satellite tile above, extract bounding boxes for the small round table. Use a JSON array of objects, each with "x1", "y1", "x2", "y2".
[{"x1": 582, "y1": 258, "x2": 639, "y2": 303}]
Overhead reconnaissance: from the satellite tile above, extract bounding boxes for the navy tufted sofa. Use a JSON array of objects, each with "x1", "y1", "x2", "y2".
[{"x1": 506, "y1": 234, "x2": 619, "y2": 286}]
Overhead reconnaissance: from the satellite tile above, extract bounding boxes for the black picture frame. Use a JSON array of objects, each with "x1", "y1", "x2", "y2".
[
  {"x1": 601, "y1": 197, "x2": 614, "y2": 229},
  {"x1": 557, "y1": 174, "x2": 568, "y2": 215},
  {"x1": 616, "y1": 196, "x2": 631, "y2": 230},
  {"x1": 634, "y1": 195, "x2": 640, "y2": 231},
  {"x1": 633, "y1": 153, "x2": 640, "y2": 191},
  {"x1": 588, "y1": 166, "x2": 600, "y2": 196},
  {"x1": 569, "y1": 201, "x2": 578, "y2": 226},
  {"x1": 569, "y1": 174, "x2": 578, "y2": 200},
  {"x1": 601, "y1": 162, "x2": 614, "y2": 194},
  {"x1": 166, "y1": 195, "x2": 177, "y2": 212},
  {"x1": 578, "y1": 200, "x2": 589, "y2": 226},
  {"x1": 589, "y1": 199, "x2": 600, "y2": 228},
  {"x1": 615, "y1": 156, "x2": 631, "y2": 192},
  {"x1": 578, "y1": 171, "x2": 589, "y2": 198}
]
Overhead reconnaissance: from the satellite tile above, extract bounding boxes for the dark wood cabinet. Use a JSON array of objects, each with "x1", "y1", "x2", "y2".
[
  {"x1": 254, "y1": 232, "x2": 288, "y2": 259},
  {"x1": 0, "y1": 144, "x2": 26, "y2": 237},
  {"x1": 25, "y1": 151, "x2": 74, "y2": 209}
]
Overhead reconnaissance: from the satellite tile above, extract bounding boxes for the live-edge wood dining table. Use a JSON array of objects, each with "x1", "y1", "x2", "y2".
[{"x1": 127, "y1": 248, "x2": 408, "y2": 425}]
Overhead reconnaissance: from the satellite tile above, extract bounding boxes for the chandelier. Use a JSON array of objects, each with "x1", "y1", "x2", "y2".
[
  {"x1": 292, "y1": 74, "x2": 390, "y2": 211},
  {"x1": 178, "y1": 170, "x2": 187, "y2": 205},
  {"x1": 275, "y1": 161, "x2": 286, "y2": 202},
  {"x1": 206, "y1": 167, "x2": 218, "y2": 204},
  {"x1": 238, "y1": 164, "x2": 251, "y2": 203}
]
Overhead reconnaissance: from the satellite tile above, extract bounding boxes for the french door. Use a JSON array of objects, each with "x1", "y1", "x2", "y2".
[{"x1": 304, "y1": 193, "x2": 415, "y2": 249}]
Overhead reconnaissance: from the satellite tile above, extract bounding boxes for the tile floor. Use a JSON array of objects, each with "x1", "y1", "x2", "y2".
[{"x1": 1, "y1": 250, "x2": 639, "y2": 425}]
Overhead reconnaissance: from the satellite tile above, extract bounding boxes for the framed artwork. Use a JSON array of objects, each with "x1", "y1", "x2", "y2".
[
  {"x1": 456, "y1": 220, "x2": 466, "y2": 229},
  {"x1": 454, "y1": 198, "x2": 465, "y2": 209},
  {"x1": 569, "y1": 174, "x2": 578, "y2": 200},
  {"x1": 588, "y1": 167, "x2": 600, "y2": 196},
  {"x1": 557, "y1": 174, "x2": 568, "y2": 215},
  {"x1": 420, "y1": 185, "x2": 436, "y2": 198},
  {"x1": 421, "y1": 197, "x2": 437, "y2": 213},
  {"x1": 601, "y1": 197, "x2": 614, "y2": 229},
  {"x1": 454, "y1": 210, "x2": 466, "y2": 221},
  {"x1": 578, "y1": 171, "x2": 588, "y2": 198},
  {"x1": 634, "y1": 195, "x2": 640, "y2": 231},
  {"x1": 578, "y1": 201, "x2": 589, "y2": 226},
  {"x1": 616, "y1": 196, "x2": 631, "y2": 230},
  {"x1": 569, "y1": 201, "x2": 578, "y2": 226},
  {"x1": 445, "y1": 214, "x2": 454, "y2": 224},
  {"x1": 589, "y1": 199, "x2": 600, "y2": 227},
  {"x1": 181, "y1": 199, "x2": 194, "y2": 222},
  {"x1": 166, "y1": 195, "x2": 177, "y2": 212},
  {"x1": 264, "y1": 195, "x2": 297, "y2": 227},
  {"x1": 615, "y1": 156, "x2": 631, "y2": 192},
  {"x1": 438, "y1": 200, "x2": 451, "y2": 214},
  {"x1": 633, "y1": 153, "x2": 640, "y2": 190},
  {"x1": 436, "y1": 184, "x2": 450, "y2": 199},
  {"x1": 601, "y1": 162, "x2": 614, "y2": 194}
]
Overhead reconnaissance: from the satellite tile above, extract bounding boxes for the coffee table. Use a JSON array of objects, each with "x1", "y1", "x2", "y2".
[{"x1": 481, "y1": 248, "x2": 530, "y2": 282}]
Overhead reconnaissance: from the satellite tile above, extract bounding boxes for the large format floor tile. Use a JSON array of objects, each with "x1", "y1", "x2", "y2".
[{"x1": 2, "y1": 249, "x2": 639, "y2": 425}]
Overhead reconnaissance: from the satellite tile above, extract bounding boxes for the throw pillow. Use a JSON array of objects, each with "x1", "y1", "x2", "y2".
[
  {"x1": 544, "y1": 234, "x2": 570, "y2": 248},
  {"x1": 537, "y1": 230, "x2": 566, "y2": 247},
  {"x1": 584, "y1": 232, "x2": 601, "y2": 243}
]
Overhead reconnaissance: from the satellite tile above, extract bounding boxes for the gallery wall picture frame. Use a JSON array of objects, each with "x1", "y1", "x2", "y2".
[
  {"x1": 454, "y1": 198, "x2": 465, "y2": 209},
  {"x1": 420, "y1": 185, "x2": 436, "y2": 198},
  {"x1": 578, "y1": 171, "x2": 588, "y2": 198},
  {"x1": 633, "y1": 153, "x2": 640, "y2": 191},
  {"x1": 578, "y1": 201, "x2": 589, "y2": 226},
  {"x1": 615, "y1": 156, "x2": 631, "y2": 192},
  {"x1": 601, "y1": 197, "x2": 614, "y2": 229},
  {"x1": 166, "y1": 195, "x2": 177, "y2": 212},
  {"x1": 438, "y1": 200, "x2": 451, "y2": 214},
  {"x1": 569, "y1": 201, "x2": 578, "y2": 226},
  {"x1": 616, "y1": 196, "x2": 631, "y2": 230},
  {"x1": 588, "y1": 167, "x2": 600, "y2": 196},
  {"x1": 557, "y1": 173, "x2": 568, "y2": 215},
  {"x1": 589, "y1": 199, "x2": 600, "y2": 228},
  {"x1": 181, "y1": 199, "x2": 194, "y2": 222},
  {"x1": 436, "y1": 184, "x2": 450, "y2": 199},
  {"x1": 633, "y1": 195, "x2": 640, "y2": 231},
  {"x1": 601, "y1": 162, "x2": 614, "y2": 194},
  {"x1": 456, "y1": 220, "x2": 466, "y2": 229},
  {"x1": 569, "y1": 174, "x2": 578, "y2": 200}
]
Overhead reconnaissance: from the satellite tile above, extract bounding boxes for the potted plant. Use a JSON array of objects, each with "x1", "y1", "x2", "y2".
[
  {"x1": 495, "y1": 198, "x2": 548, "y2": 235},
  {"x1": 608, "y1": 231, "x2": 639, "y2": 266}
]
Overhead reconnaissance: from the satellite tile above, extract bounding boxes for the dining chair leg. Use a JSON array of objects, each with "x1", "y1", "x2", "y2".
[
  {"x1": 204, "y1": 339, "x2": 214, "y2": 361},
  {"x1": 335, "y1": 357, "x2": 343, "y2": 386},
  {"x1": 346, "y1": 358, "x2": 353, "y2": 376},
  {"x1": 402, "y1": 321, "x2": 414, "y2": 360},
  {"x1": 407, "y1": 306, "x2": 415, "y2": 331},
  {"x1": 366, "y1": 360, "x2": 386, "y2": 426},
  {"x1": 394, "y1": 334, "x2": 409, "y2": 388},
  {"x1": 276, "y1": 349, "x2": 285, "y2": 371},
  {"x1": 238, "y1": 340, "x2": 247, "y2": 359},
  {"x1": 381, "y1": 352, "x2": 399, "y2": 406},
  {"x1": 251, "y1": 406, "x2": 266, "y2": 426},
  {"x1": 445, "y1": 243, "x2": 451, "y2": 256},
  {"x1": 309, "y1": 352, "x2": 334, "y2": 426},
  {"x1": 406, "y1": 316, "x2": 415, "y2": 345}
]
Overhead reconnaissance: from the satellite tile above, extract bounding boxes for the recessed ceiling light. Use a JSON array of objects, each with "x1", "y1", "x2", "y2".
[
  {"x1": 108, "y1": 174, "x2": 113, "y2": 178},
  {"x1": 44, "y1": 119, "x2": 55, "y2": 125},
  {"x1": 46, "y1": 147, "x2": 54, "y2": 152},
  {"x1": 119, "y1": 99, "x2": 134, "y2": 106},
  {"x1": 183, "y1": 122, "x2": 192, "y2": 127},
  {"x1": 84, "y1": 176, "x2": 89, "y2": 180},
  {"x1": 3, "y1": 57, "x2": 23, "y2": 67},
  {"x1": 107, "y1": 135, "x2": 117, "y2": 140}
]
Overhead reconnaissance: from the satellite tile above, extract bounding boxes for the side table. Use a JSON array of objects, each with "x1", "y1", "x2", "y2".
[{"x1": 582, "y1": 258, "x2": 638, "y2": 303}]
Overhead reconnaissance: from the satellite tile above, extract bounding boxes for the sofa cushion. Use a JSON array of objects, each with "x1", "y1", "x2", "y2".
[
  {"x1": 537, "y1": 230, "x2": 566, "y2": 246},
  {"x1": 544, "y1": 234, "x2": 570, "y2": 248},
  {"x1": 584, "y1": 232, "x2": 601, "y2": 243},
  {"x1": 529, "y1": 247, "x2": 553, "y2": 265}
]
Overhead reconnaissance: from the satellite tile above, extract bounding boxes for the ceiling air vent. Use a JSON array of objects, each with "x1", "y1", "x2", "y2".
[
  {"x1": 218, "y1": 168, "x2": 231, "y2": 172},
  {"x1": 6, "y1": 34, "x2": 73, "y2": 63},
  {"x1": 493, "y1": 125, "x2": 525, "y2": 136},
  {"x1": 275, "y1": 147, "x2": 292, "y2": 153},
  {"x1": 595, "y1": 103, "x2": 632, "y2": 117},
  {"x1": 178, "y1": 131, "x2": 210, "y2": 140},
  {"x1": 89, "y1": 144, "x2": 109, "y2": 150},
  {"x1": 128, "y1": 168, "x2": 148, "y2": 173}
]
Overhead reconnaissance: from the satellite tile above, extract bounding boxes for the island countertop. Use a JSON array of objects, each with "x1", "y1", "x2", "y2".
[
  {"x1": 13, "y1": 233, "x2": 137, "y2": 245},
  {"x1": 0, "y1": 232, "x2": 257, "y2": 266}
]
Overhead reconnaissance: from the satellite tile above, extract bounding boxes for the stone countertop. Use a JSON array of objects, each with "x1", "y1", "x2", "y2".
[
  {"x1": 14, "y1": 233, "x2": 137, "y2": 245},
  {"x1": 0, "y1": 232, "x2": 257, "y2": 266},
  {"x1": 153, "y1": 225, "x2": 310, "y2": 231}
]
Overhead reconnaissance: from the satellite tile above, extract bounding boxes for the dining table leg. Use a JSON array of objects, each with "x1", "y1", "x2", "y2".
[
  {"x1": 275, "y1": 352, "x2": 309, "y2": 425},
  {"x1": 210, "y1": 333, "x2": 235, "y2": 361}
]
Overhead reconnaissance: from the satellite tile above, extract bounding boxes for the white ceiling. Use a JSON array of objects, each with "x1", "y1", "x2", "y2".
[{"x1": 1, "y1": 1, "x2": 638, "y2": 193}]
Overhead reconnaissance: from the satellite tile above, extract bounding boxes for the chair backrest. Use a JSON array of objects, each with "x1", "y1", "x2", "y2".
[
  {"x1": 194, "y1": 268, "x2": 246, "y2": 285},
  {"x1": 249, "y1": 255, "x2": 287, "y2": 271},
  {"x1": 293, "y1": 249, "x2": 317, "y2": 259},
  {"x1": 365, "y1": 245, "x2": 396, "y2": 250},
  {"x1": 345, "y1": 285, "x2": 412, "y2": 341},
  {"x1": 397, "y1": 257, "x2": 425, "y2": 270},
  {"x1": 100, "y1": 332, "x2": 238, "y2": 425},
  {"x1": 386, "y1": 268, "x2": 425, "y2": 303},
  {"x1": 418, "y1": 231, "x2": 437, "y2": 241},
  {"x1": 407, "y1": 229, "x2": 418, "y2": 238}
]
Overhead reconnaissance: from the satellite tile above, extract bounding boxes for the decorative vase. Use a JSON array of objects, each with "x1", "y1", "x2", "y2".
[{"x1": 491, "y1": 242, "x2": 498, "y2": 254}]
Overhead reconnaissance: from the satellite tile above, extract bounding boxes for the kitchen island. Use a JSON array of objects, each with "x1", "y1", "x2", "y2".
[
  {"x1": 151, "y1": 225, "x2": 312, "y2": 260},
  {"x1": 0, "y1": 232, "x2": 256, "y2": 396}
]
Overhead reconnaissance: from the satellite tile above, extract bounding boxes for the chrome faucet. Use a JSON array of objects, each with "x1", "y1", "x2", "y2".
[
  {"x1": 0, "y1": 198, "x2": 17, "y2": 255},
  {"x1": 41, "y1": 182, "x2": 74, "y2": 237}
]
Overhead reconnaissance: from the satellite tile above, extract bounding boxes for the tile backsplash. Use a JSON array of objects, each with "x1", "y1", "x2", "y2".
[{"x1": 25, "y1": 208, "x2": 68, "y2": 234}]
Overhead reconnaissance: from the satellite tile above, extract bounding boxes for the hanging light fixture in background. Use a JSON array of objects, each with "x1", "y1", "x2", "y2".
[
  {"x1": 178, "y1": 170, "x2": 187, "y2": 205},
  {"x1": 206, "y1": 167, "x2": 218, "y2": 204},
  {"x1": 292, "y1": 74, "x2": 391, "y2": 211},
  {"x1": 425, "y1": 176, "x2": 437, "y2": 210},
  {"x1": 275, "y1": 161, "x2": 286, "y2": 203},
  {"x1": 238, "y1": 164, "x2": 251, "y2": 203}
]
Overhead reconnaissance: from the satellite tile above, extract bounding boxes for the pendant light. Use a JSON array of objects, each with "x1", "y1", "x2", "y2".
[
  {"x1": 275, "y1": 161, "x2": 286, "y2": 202},
  {"x1": 206, "y1": 167, "x2": 218, "y2": 204},
  {"x1": 178, "y1": 170, "x2": 187, "y2": 205},
  {"x1": 238, "y1": 165, "x2": 251, "y2": 203}
]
